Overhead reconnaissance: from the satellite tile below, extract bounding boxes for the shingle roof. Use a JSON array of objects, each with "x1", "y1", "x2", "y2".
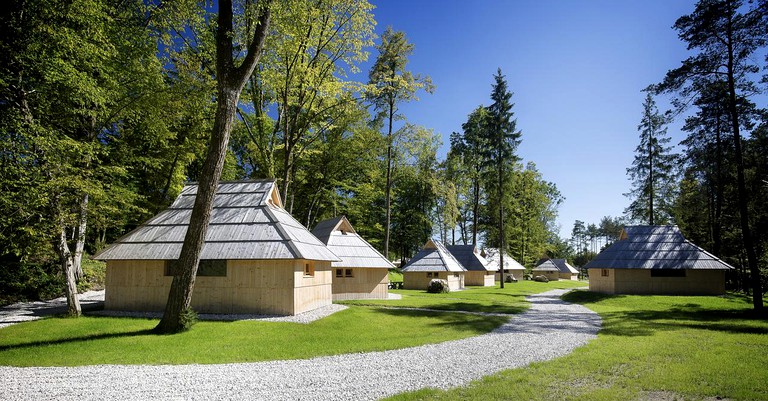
[
  {"x1": 401, "y1": 240, "x2": 466, "y2": 273},
  {"x1": 445, "y1": 245, "x2": 494, "y2": 271},
  {"x1": 532, "y1": 259, "x2": 559, "y2": 272},
  {"x1": 481, "y1": 248, "x2": 525, "y2": 271},
  {"x1": 311, "y1": 216, "x2": 394, "y2": 269},
  {"x1": 584, "y1": 225, "x2": 734, "y2": 270},
  {"x1": 535, "y1": 258, "x2": 579, "y2": 274},
  {"x1": 94, "y1": 180, "x2": 339, "y2": 262}
]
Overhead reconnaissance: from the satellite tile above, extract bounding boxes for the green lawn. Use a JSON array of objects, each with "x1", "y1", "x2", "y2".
[
  {"x1": 0, "y1": 305, "x2": 509, "y2": 367},
  {"x1": 386, "y1": 291, "x2": 768, "y2": 401},
  {"x1": 341, "y1": 280, "x2": 587, "y2": 314}
]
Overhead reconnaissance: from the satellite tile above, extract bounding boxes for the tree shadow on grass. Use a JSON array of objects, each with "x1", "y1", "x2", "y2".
[
  {"x1": 370, "y1": 307, "x2": 509, "y2": 334},
  {"x1": 0, "y1": 327, "x2": 155, "y2": 353},
  {"x1": 562, "y1": 290, "x2": 768, "y2": 337}
]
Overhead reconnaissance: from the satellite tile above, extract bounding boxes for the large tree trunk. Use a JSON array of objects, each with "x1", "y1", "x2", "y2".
[
  {"x1": 472, "y1": 177, "x2": 479, "y2": 246},
  {"x1": 57, "y1": 221, "x2": 81, "y2": 317},
  {"x1": 498, "y1": 156, "x2": 505, "y2": 289},
  {"x1": 383, "y1": 98, "x2": 394, "y2": 259},
  {"x1": 725, "y1": 11, "x2": 763, "y2": 311},
  {"x1": 72, "y1": 193, "x2": 88, "y2": 282},
  {"x1": 155, "y1": 0, "x2": 270, "y2": 333}
]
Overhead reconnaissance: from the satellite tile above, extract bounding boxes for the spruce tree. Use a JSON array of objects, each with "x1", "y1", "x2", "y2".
[
  {"x1": 624, "y1": 93, "x2": 677, "y2": 225},
  {"x1": 482, "y1": 69, "x2": 521, "y2": 288}
]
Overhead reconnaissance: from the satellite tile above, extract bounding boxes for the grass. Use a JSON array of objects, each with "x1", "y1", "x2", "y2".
[
  {"x1": 385, "y1": 291, "x2": 768, "y2": 401},
  {"x1": 340, "y1": 280, "x2": 587, "y2": 314},
  {"x1": 389, "y1": 268, "x2": 404, "y2": 283},
  {"x1": 0, "y1": 305, "x2": 508, "y2": 367}
]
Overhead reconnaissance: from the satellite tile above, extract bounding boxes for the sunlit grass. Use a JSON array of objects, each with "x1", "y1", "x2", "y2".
[
  {"x1": 386, "y1": 291, "x2": 768, "y2": 401},
  {"x1": 0, "y1": 306, "x2": 507, "y2": 367},
  {"x1": 342, "y1": 280, "x2": 587, "y2": 314}
]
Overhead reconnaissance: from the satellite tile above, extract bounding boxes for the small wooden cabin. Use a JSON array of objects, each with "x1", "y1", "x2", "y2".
[
  {"x1": 482, "y1": 248, "x2": 525, "y2": 281},
  {"x1": 445, "y1": 245, "x2": 495, "y2": 286},
  {"x1": 94, "y1": 180, "x2": 340, "y2": 315},
  {"x1": 532, "y1": 259, "x2": 561, "y2": 281},
  {"x1": 585, "y1": 225, "x2": 733, "y2": 295},
  {"x1": 312, "y1": 216, "x2": 393, "y2": 301},
  {"x1": 402, "y1": 240, "x2": 466, "y2": 291},
  {"x1": 535, "y1": 258, "x2": 579, "y2": 281}
]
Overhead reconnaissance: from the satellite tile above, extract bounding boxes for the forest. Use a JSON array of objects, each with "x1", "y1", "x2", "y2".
[{"x1": 1, "y1": 0, "x2": 767, "y2": 308}]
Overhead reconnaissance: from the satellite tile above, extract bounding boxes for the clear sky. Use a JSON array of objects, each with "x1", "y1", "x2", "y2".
[{"x1": 362, "y1": 0, "x2": 699, "y2": 239}]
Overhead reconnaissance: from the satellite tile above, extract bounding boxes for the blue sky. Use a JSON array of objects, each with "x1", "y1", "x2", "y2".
[{"x1": 362, "y1": 0, "x2": 699, "y2": 239}]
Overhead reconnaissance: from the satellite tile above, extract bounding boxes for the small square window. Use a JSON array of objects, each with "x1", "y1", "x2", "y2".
[
  {"x1": 164, "y1": 261, "x2": 173, "y2": 276},
  {"x1": 601, "y1": 269, "x2": 609, "y2": 277},
  {"x1": 304, "y1": 262, "x2": 314, "y2": 277},
  {"x1": 198, "y1": 260, "x2": 227, "y2": 277},
  {"x1": 335, "y1": 268, "x2": 343, "y2": 278},
  {"x1": 345, "y1": 268, "x2": 353, "y2": 277}
]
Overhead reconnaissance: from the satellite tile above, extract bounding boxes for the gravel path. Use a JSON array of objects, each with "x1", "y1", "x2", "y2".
[{"x1": 0, "y1": 288, "x2": 601, "y2": 401}]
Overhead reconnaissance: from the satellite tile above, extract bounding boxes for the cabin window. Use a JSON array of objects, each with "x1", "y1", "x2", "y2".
[
  {"x1": 197, "y1": 260, "x2": 227, "y2": 277},
  {"x1": 601, "y1": 269, "x2": 609, "y2": 277},
  {"x1": 426, "y1": 272, "x2": 433, "y2": 278},
  {"x1": 335, "y1": 268, "x2": 343, "y2": 278},
  {"x1": 650, "y1": 269, "x2": 686, "y2": 277},
  {"x1": 164, "y1": 260, "x2": 226, "y2": 277},
  {"x1": 304, "y1": 262, "x2": 315, "y2": 277},
  {"x1": 454, "y1": 273, "x2": 459, "y2": 277},
  {"x1": 345, "y1": 268, "x2": 354, "y2": 278}
]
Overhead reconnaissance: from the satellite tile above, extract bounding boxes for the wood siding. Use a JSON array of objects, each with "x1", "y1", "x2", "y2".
[
  {"x1": 465, "y1": 271, "x2": 494, "y2": 286},
  {"x1": 105, "y1": 259, "x2": 333, "y2": 315},
  {"x1": 559, "y1": 273, "x2": 578, "y2": 281},
  {"x1": 403, "y1": 271, "x2": 464, "y2": 291},
  {"x1": 588, "y1": 268, "x2": 726, "y2": 295},
  {"x1": 331, "y1": 268, "x2": 389, "y2": 301}
]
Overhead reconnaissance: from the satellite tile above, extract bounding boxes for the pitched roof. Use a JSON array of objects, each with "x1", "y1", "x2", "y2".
[
  {"x1": 401, "y1": 240, "x2": 466, "y2": 273},
  {"x1": 445, "y1": 245, "x2": 494, "y2": 271},
  {"x1": 584, "y1": 225, "x2": 734, "y2": 270},
  {"x1": 94, "y1": 180, "x2": 339, "y2": 262},
  {"x1": 535, "y1": 258, "x2": 579, "y2": 274},
  {"x1": 311, "y1": 216, "x2": 393, "y2": 269},
  {"x1": 481, "y1": 248, "x2": 525, "y2": 271},
  {"x1": 532, "y1": 259, "x2": 559, "y2": 272}
]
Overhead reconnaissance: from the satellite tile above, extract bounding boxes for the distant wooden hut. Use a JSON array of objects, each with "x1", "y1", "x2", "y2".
[
  {"x1": 94, "y1": 180, "x2": 339, "y2": 315},
  {"x1": 535, "y1": 258, "x2": 579, "y2": 281},
  {"x1": 311, "y1": 216, "x2": 393, "y2": 301},
  {"x1": 402, "y1": 240, "x2": 466, "y2": 291},
  {"x1": 532, "y1": 259, "x2": 561, "y2": 281},
  {"x1": 585, "y1": 225, "x2": 734, "y2": 295},
  {"x1": 445, "y1": 245, "x2": 495, "y2": 286},
  {"x1": 482, "y1": 248, "x2": 526, "y2": 281}
]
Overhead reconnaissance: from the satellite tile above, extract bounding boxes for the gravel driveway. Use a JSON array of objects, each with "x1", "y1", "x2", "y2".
[{"x1": 0, "y1": 288, "x2": 601, "y2": 400}]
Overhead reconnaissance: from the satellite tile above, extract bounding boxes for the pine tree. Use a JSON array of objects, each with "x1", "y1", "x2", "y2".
[
  {"x1": 482, "y1": 69, "x2": 521, "y2": 288},
  {"x1": 624, "y1": 93, "x2": 677, "y2": 225}
]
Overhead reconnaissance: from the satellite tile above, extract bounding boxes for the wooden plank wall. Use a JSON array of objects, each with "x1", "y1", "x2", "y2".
[
  {"x1": 465, "y1": 271, "x2": 494, "y2": 286},
  {"x1": 106, "y1": 259, "x2": 334, "y2": 315},
  {"x1": 589, "y1": 268, "x2": 726, "y2": 295},
  {"x1": 332, "y1": 268, "x2": 389, "y2": 301}
]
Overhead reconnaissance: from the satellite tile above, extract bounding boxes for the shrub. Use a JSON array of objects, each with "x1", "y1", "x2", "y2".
[
  {"x1": 427, "y1": 279, "x2": 450, "y2": 293},
  {"x1": 533, "y1": 275, "x2": 549, "y2": 283}
]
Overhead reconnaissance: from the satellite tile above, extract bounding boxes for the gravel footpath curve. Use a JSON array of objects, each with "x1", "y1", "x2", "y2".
[{"x1": 0, "y1": 288, "x2": 601, "y2": 401}]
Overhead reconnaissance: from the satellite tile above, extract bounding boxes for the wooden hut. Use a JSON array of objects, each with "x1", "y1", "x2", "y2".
[
  {"x1": 311, "y1": 216, "x2": 393, "y2": 301},
  {"x1": 482, "y1": 248, "x2": 526, "y2": 281},
  {"x1": 535, "y1": 258, "x2": 579, "y2": 281},
  {"x1": 445, "y1": 245, "x2": 495, "y2": 286},
  {"x1": 532, "y1": 259, "x2": 561, "y2": 281},
  {"x1": 94, "y1": 180, "x2": 340, "y2": 315},
  {"x1": 585, "y1": 225, "x2": 734, "y2": 295},
  {"x1": 402, "y1": 240, "x2": 466, "y2": 291}
]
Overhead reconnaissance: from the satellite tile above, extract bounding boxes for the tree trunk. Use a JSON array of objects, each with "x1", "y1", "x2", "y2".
[
  {"x1": 383, "y1": 98, "x2": 394, "y2": 259},
  {"x1": 648, "y1": 125, "x2": 654, "y2": 225},
  {"x1": 57, "y1": 221, "x2": 81, "y2": 317},
  {"x1": 72, "y1": 193, "x2": 88, "y2": 282},
  {"x1": 724, "y1": 10, "x2": 763, "y2": 311},
  {"x1": 155, "y1": 0, "x2": 271, "y2": 333},
  {"x1": 472, "y1": 178, "x2": 479, "y2": 246},
  {"x1": 498, "y1": 154, "x2": 505, "y2": 289}
]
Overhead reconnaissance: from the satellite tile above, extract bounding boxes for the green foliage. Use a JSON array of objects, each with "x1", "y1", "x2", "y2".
[
  {"x1": 624, "y1": 92, "x2": 678, "y2": 225},
  {"x1": 76, "y1": 257, "x2": 106, "y2": 293},
  {"x1": 0, "y1": 255, "x2": 63, "y2": 306},
  {"x1": 427, "y1": 279, "x2": 450, "y2": 293},
  {"x1": 386, "y1": 292, "x2": 768, "y2": 401}
]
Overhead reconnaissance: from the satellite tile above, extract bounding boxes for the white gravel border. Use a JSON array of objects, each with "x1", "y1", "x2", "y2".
[{"x1": 0, "y1": 288, "x2": 601, "y2": 400}]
